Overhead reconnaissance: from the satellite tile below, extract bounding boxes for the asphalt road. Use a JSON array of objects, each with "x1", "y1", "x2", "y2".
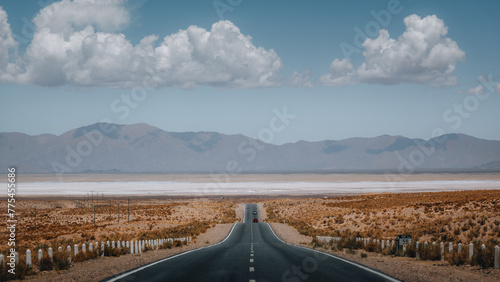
[{"x1": 105, "y1": 204, "x2": 399, "y2": 282}]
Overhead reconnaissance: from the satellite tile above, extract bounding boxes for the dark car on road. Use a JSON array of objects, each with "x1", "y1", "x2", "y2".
[{"x1": 253, "y1": 218, "x2": 258, "y2": 223}]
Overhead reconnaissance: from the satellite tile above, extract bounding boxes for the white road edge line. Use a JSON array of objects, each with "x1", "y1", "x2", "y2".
[
  {"x1": 105, "y1": 223, "x2": 239, "y2": 282},
  {"x1": 266, "y1": 223, "x2": 400, "y2": 282}
]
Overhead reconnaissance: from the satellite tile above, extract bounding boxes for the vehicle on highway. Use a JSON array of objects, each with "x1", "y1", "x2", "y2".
[
  {"x1": 253, "y1": 211, "x2": 257, "y2": 215},
  {"x1": 253, "y1": 218, "x2": 258, "y2": 223}
]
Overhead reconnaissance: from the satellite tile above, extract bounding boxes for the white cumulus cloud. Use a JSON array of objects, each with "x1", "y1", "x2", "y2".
[
  {"x1": 2, "y1": 0, "x2": 283, "y2": 88},
  {"x1": 33, "y1": 0, "x2": 130, "y2": 35},
  {"x1": 320, "y1": 15, "x2": 465, "y2": 87},
  {"x1": 0, "y1": 7, "x2": 20, "y2": 82}
]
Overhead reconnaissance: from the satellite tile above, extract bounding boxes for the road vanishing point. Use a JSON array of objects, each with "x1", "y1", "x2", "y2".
[{"x1": 105, "y1": 203, "x2": 399, "y2": 282}]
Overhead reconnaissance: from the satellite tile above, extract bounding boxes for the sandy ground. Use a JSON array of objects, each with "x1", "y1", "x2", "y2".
[
  {"x1": 235, "y1": 203, "x2": 245, "y2": 222},
  {"x1": 269, "y1": 223, "x2": 500, "y2": 282},
  {"x1": 21, "y1": 223, "x2": 234, "y2": 282},
  {"x1": 257, "y1": 203, "x2": 268, "y2": 222}
]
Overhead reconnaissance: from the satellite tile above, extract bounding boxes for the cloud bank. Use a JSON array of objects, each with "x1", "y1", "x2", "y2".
[
  {"x1": 0, "y1": 0, "x2": 282, "y2": 88},
  {"x1": 320, "y1": 15, "x2": 465, "y2": 87},
  {"x1": 0, "y1": 2, "x2": 466, "y2": 89}
]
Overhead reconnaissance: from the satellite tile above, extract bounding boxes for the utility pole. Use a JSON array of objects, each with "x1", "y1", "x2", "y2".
[
  {"x1": 128, "y1": 198, "x2": 130, "y2": 223},
  {"x1": 118, "y1": 203, "x2": 120, "y2": 224},
  {"x1": 34, "y1": 207, "x2": 37, "y2": 229},
  {"x1": 91, "y1": 191, "x2": 93, "y2": 206},
  {"x1": 94, "y1": 207, "x2": 96, "y2": 227}
]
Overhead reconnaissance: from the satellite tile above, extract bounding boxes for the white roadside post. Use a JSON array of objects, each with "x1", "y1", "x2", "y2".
[
  {"x1": 449, "y1": 242, "x2": 453, "y2": 253},
  {"x1": 458, "y1": 243, "x2": 462, "y2": 253},
  {"x1": 48, "y1": 247, "x2": 53, "y2": 261},
  {"x1": 494, "y1": 245, "x2": 499, "y2": 269},
  {"x1": 74, "y1": 244, "x2": 78, "y2": 257},
  {"x1": 67, "y1": 246, "x2": 71, "y2": 262},
  {"x1": 26, "y1": 250, "x2": 32, "y2": 268},
  {"x1": 469, "y1": 243, "x2": 473, "y2": 261},
  {"x1": 112, "y1": 241, "x2": 115, "y2": 249},
  {"x1": 82, "y1": 243, "x2": 86, "y2": 253},
  {"x1": 38, "y1": 249, "x2": 43, "y2": 262}
]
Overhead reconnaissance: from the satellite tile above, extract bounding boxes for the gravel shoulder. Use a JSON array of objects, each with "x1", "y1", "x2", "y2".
[
  {"x1": 268, "y1": 223, "x2": 500, "y2": 282},
  {"x1": 21, "y1": 223, "x2": 234, "y2": 282}
]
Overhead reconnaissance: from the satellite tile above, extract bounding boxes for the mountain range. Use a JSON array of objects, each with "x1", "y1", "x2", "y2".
[{"x1": 1, "y1": 123, "x2": 499, "y2": 174}]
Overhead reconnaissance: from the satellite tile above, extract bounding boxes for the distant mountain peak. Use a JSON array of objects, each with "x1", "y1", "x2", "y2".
[{"x1": 1, "y1": 123, "x2": 499, "y2": 173}]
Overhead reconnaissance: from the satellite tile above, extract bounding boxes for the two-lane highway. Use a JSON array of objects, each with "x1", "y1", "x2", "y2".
[{"x1": 106, "y1": 204, "x2": 399, "y2": 282}]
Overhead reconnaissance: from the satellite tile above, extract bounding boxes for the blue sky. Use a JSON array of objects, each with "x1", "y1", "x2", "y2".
[{"x1": 0, "y1": 0, "x2": 499, "y2": 144}]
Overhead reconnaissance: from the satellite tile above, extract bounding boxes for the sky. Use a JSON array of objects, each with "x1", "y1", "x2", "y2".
[{"x1": 0, "y1": 0, "x2": 499, "y2": 145}]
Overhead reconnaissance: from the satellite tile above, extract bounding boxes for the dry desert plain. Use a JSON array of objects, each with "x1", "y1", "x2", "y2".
[{"x1": 1, "y1": 173, "x2": 500, "y2": 281}]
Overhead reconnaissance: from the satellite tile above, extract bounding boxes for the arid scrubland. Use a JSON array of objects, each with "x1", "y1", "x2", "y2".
[
  {"x1": 265, "y1": 190, "x2": 500, "y2": 243},
  {"x1": 5, "y1": 198, "x2": 236, "y2": 247},
  {"x1": 0, "y1": 198, "x2": 237, "y2": 279}
]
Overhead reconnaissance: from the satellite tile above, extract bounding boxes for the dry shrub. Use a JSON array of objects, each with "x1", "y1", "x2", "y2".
[
  {"x1": 73, "y1": 252, "x2": 86, "y2": 263},
  {"x1": 52, "y1": 251, "x2": 71, "y2": 270},
  {"x1": 160, "y1": 241, "x2": 173, "y2": 249},
  {"x1": 364, "y1": 242, "x2": 378, "y2": 252},
  {"x1": 447, "y1": 249, "x2": 467, "y2": 266},
  {"x1": 39, "y1": 256, "x2": 53, "y2": 271},
  {"x1": 471, "y1": 240, "x2": 497, "y2": 268},
  {"x1": 420, "y1": 243, "x2": 441, "y2": 261}
]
